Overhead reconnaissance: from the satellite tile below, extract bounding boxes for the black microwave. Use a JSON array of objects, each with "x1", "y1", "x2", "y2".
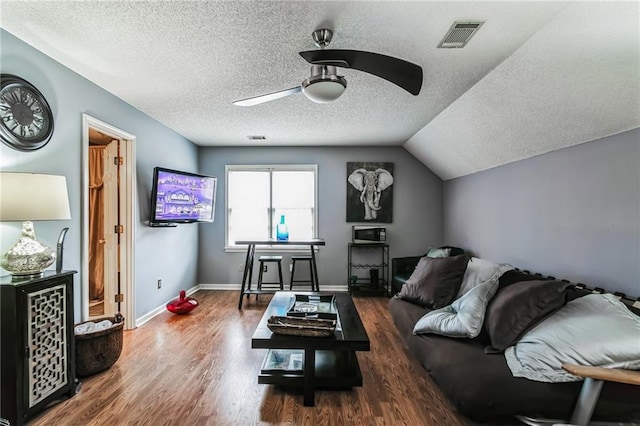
[{"x1": 352, "y1": 226, "x2": 386, "y2": 244}]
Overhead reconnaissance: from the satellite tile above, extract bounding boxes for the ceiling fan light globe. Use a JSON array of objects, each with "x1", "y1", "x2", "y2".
[{"x1": 301, "y1": 78, "x2": 346, "y2": 103}]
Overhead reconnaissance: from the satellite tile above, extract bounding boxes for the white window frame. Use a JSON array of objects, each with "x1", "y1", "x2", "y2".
[{"x1": 224, "y1": 164, "x2": 318, "y2": 252}]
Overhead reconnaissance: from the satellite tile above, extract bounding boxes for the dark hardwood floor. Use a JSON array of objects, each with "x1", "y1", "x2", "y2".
[{"x1": 30, "y1": 291, "x2": 471, "y2": 425}]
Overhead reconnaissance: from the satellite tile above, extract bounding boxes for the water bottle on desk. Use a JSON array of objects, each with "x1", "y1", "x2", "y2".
[{"x1": 276, "y1": 215, "x2": 289, "y2": 241}]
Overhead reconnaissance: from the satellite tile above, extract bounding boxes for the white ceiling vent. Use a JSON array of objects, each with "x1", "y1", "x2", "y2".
[
  {"x1": 247, "y1": 135, "x2": 266, "y2": 141},
  {"x1": 438, "y1": 21, "x2": 484, "y2": 48}
]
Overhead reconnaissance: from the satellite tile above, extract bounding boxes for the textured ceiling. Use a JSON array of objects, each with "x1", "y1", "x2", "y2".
[
  {"x1": 405, "y1": 1, "x2": 640, "y2": 179},
  {"x1": 1, "y1": 1, "x2": 638, "y2": 180}
]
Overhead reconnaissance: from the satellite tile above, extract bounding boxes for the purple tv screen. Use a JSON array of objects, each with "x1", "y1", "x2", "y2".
[{"x1": 152, "y1": 169, "x2": 217, "y2": 222}]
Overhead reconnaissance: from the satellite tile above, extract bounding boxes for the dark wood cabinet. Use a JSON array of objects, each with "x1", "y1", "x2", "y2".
[{"x1": 1, "y1": 271, "x2": 77, "y2": 425}]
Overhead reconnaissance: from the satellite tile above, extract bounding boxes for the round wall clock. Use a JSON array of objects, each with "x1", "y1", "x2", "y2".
[{"x1": 0, "y1": 74, "x2": 54, "y2": 152}]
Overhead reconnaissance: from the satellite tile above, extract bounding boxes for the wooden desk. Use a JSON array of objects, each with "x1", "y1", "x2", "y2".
[{"x1": 236, "y1": 239, "x2": 326, "y2": 309}]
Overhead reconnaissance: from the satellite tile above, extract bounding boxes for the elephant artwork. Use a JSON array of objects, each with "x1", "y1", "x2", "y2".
[{"x1": 347, "y1": 162, "x2": 394, "y2": 222}]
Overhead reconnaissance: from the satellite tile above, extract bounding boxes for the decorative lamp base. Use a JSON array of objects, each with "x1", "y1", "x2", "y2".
[
  {"x1": 1, "y1": 221, "x2": 55, "y2": 279},
  {"x1": 11, "y1": 271, "x2": 45, "y2": 281}
]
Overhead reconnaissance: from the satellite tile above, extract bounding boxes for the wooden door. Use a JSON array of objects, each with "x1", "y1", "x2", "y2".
[{"x1": 101, "y1": 140, "x2": 120, "y2": 317}]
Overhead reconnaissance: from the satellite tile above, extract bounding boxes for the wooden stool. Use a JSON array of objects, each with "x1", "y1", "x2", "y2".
[
  {"x1": 289, "y1": 255, "x2": 317, "y2": 291},
  {"x1": 257, "y1": 256, "x2": 284, "y2": 298}
]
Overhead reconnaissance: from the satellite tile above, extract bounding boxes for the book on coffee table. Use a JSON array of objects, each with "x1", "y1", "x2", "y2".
[{"x1": 261, "y1": 349, "x2": 304, "y2": 374}]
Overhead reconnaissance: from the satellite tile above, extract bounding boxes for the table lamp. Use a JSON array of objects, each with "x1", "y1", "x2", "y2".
[{"x1": 0, "y1": 172, "x2": 71, "y2": 279}]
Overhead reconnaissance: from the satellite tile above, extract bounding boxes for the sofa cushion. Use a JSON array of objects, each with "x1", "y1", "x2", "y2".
[
  {"x1": 484, "y1": 279, "x2": 570, "y2": 353},
  {"x1": 397, "y1": 254, "x2": 470, "y2": 308},
  {"x1": 413, "y1": 277, "x2": 496, "y2": 338},
  {"x1": 413, "y1": 258, "x2": 512, "y2": 338},
  {"x1": 498, "y1": 269, "x2": 545, "y2": 290},
  {"x1": 505, "y1": 293, "x2": 640, "y2": 383}
]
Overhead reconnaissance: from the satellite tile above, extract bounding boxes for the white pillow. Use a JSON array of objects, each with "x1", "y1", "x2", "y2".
[
  {"x1": 505, "y1": 293, "x2": 640, "y2": 383},
  {"x1": 456, "y1": 257, "x2": 513, "y2": 296},
  {"x1": 426, "y1": 247, "x2": 451, "y2": 258},
  {"x1": 413, "y1": 258, "x2": 513, "y2": 338}
]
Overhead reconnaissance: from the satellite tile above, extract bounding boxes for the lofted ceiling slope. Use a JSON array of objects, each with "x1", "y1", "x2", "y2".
[
  {"x1": 406, "y1": 1, "x2": 640, "y2": 180},
  {"x1": 1, "y1": 1, "x2": 638, "y2": 180}
]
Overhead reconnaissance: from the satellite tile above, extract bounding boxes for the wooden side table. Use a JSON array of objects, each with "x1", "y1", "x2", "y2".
[{"x1": 560, "y1": 363, "x2": 640, "y2": 426}]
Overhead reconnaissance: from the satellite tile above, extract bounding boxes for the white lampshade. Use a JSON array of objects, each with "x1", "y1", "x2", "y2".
[
  {"x1": 1, "y1": 173, "x2": 71, "y2": 278},
  {"x1": 0, "y1": 172, "x2": 71, "y2": 221},
  {"x1": 302, "y1": 79, "x2": 346, "y2": 103}
]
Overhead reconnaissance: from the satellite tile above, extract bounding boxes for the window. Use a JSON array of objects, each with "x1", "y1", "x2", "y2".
[{"x1": 225, "y1": 165, "x2": 317, "y2": 249}]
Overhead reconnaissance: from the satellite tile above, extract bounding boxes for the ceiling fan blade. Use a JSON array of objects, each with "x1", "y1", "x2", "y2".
[
  {"x1": 299, "y1": 49, "x2": 423, "y2": 95},
  {"x1": 233, "y1": 86, "x2": 302, "y2": 106}
]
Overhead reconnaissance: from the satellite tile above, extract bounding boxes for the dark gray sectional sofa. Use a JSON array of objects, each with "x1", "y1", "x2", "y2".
[{"x1": 389, "y1": 261, "x2": 640, "y2": 423}]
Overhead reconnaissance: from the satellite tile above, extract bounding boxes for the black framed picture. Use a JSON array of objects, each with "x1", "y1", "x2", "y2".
[{"x1": 346, "y1": 162, "x2": 394, "y2": 223}]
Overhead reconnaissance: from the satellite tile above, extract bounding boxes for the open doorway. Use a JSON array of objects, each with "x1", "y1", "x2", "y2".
[
  {"x1": 87, "y1": 133, "x2": 118, "y2": 318},
  {"x1": 82, "y1": 114, "x2": 136, "y2": 330}
]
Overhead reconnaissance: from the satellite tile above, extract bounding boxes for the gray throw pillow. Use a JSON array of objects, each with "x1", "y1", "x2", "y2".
[
  {"x1": 398, "y1": 254, "x2": 470, "y2": 308},
  {"x1": 505, "y1": 293, "x2": 640, "y2": 383},
  {"x1": 484, "y1": 279, "x2": 570, "y2": 353},
  {"x1": 413, "y1": 277, "x2": 498, "y2": 338},
  {"x1": 413, "y1": 259, "x2": 513, "y2": 338}
]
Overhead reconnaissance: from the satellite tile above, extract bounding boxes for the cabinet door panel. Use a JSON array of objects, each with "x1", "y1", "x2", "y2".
[{"x1": 25, "y1": 283, "x2": 68, "y2": 408}]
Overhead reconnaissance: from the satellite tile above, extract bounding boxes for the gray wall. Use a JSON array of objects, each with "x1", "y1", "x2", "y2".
[
  {"x1": 198, "y1": 146, "x2": 443, "y2": 286},
  {"x1": 0, "y1": 30, "x2": 199, "y2": 320},
  {"x1": 444, "y1": 128, "x2": 640, "y2": 296}
]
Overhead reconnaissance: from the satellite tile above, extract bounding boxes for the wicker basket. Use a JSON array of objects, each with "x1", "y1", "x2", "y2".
[
  {"x1": 75, "y1": 315, "x2": 124, "y2": 377},
  {"x1": 267, "y1": 316, "x2": 336, "y2": 337}
]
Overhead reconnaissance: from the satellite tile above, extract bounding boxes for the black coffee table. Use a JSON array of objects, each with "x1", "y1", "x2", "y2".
[{"x1": 251, "y1": 291, "x2": 370, "y2": 406}]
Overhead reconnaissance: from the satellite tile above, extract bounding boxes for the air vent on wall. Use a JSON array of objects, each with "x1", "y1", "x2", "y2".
[
  {"x1": 247, "y1": 135, "x2": 266, "y2": 141},
  {"x1": 438, "y1": 21, "x2": 484, "y2": 48}
]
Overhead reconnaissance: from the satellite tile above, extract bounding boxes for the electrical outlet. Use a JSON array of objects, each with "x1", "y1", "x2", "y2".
[
  {"x1": 263, "y1": 265, "x2": 268, "y2": 272},
  {"x1": 157, "y1": 279, "x2": 162, "y2": 289},
  {"x1": 238, "y1": 263, "x2": 244, "y2": 272}
]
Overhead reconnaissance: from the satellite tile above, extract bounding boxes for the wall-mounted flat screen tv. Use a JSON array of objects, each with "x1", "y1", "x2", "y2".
[{"x1": 150, "y1": 167, "x2": 217, "y2": 224}]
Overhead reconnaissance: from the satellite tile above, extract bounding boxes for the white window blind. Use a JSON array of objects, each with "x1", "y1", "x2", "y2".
[{"x1": 226, "y1": 165, "x2": 317, "y2": 248}]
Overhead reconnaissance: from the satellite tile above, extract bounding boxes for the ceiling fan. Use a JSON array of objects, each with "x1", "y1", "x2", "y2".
[{"x1": 233, "y1": 29, "x2": 423, "y2": 107}]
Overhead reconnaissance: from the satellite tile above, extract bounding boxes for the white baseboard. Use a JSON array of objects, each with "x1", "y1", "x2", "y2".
[
  {"x1": 135, "y1": 283, "x2": 350, "y2": 327},
  {"x1": 316, "y1": 285, "x2": 349, "y2": 292},
  {"x1": 199, "y1": 283, "x2": 242, "y2": 290},
  {"x1": 197, "y1": 283, "x2": 348, "y2": 292}
]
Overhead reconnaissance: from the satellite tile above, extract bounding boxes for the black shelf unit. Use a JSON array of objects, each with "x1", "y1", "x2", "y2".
[{"x1": 347, "y1": 243, "x2": 390, "y2": 296}]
